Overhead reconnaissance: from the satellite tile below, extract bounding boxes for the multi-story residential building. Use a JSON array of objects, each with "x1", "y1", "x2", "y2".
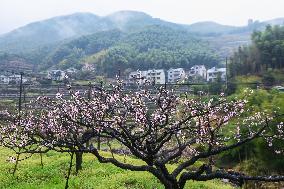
[
  {"x1": 167, "y1": 68, "x2": 186, "y2": 83},
  {"x1": 188, "y1": 65, "x2": 207, "y2": 79},
  {"x1": 207, "y1": 67, "x2": 227, "y2": 82},
  {"x1": 129, "y1": 70, "x2": 148, "y2": 84},
  {"x1": 146, "y1": 69, "x2": 166, "y2": 84}
]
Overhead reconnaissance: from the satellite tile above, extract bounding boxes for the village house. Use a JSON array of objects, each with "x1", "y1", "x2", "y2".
[
  {"x1": 82, "y1": 63, "x2": 95, "y2": 71},
  {"x1": 129, "y1": 69, "x2": 166, "y2": 84},
  {"x1": 0, "y1": 74, "x2": 28, "y2": 84},
  {"x1": 167, "y1": 68, "x2": 186, "y2": 83},
  {"x1": 65, "y1": 68, "x2": 78, "y2": 74},
  {"x1": 47, "y1": 70, "x2": 66, "y2": 81},
  {"x1": 65, "y1": 68, "x2": 78, "y2": 79},
  {"x1": 188, "y1": 65, "x2": 207, "y2": 79},
  {"x1": 0, "y1": 75, "x2": 9, "y2": 84},
  {"x1": 207, "y1": 67, "x2": 227, "y2": 82},
  {"x1": 146, "y1": 69, "x2": 166, "y2": 84},
  {"x1": 129, "y1": 70, "x2": 148, "y2": 85}
]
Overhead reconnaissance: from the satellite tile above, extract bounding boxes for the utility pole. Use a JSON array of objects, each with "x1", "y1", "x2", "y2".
[
  {"x1": 23, "y1": 85, "x2": 26, "y2": 104},
  {"x1": 97, "y1": 81, "x2": 103, "y2": 151},
  {"x1": 118, "y1": 69, "x2": 121, "y2": 78},
  {"x1": 85, "y1": 82, "x2": 92, "y2": 149},
  {"x1": 18, "y1": 72, "x2": 23, "y2": 113},
  {"x1": 88, "y1": 82, "x2": 92, "y2": 100},
  {"x1": 225, "y1": 57, "x2": 228, "y2": 92}
]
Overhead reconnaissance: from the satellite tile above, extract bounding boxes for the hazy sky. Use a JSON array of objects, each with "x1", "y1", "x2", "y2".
[{"x1": 1, "y1": 0, "x2": 284, "y2": 34}]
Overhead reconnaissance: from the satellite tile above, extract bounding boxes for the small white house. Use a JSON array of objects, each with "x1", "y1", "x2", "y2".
[
  {"x1": 82, "y1": 63, "x2": 95, "y2": 71},
  {"x1": 0, "y1": 75, "x2": 9, "y2": 84},
  {"x1": 167, "y1": 68, "x2": 186, "y2": 83},
  {"x1": 188, "y1": 65, "x2": 207, "y2": 79},
  {"x1": 0, "y1": 74, "x2": 28, "y2": 84},
  {"x1": 8, "y1": 75, "x2": 22, "y2": 83},
  {"x1": 207, "y1": 67, "x2": 226, "y2": 82},
  {"x1": 9, "y1": 74, "x2": 28, "y2": 84},
  {"x1": 47, "y1": 70, "x2": 66, "y2": 81},
  {"x1": 129, "y1": 70, "x2": 148, "y2": 85},
  {"x1": 65, "y1": 68, "x2": 78, "y2": 79},
  {"x1": 66, "y1": 68, "x2": 77, "y2": 74},
  {"x1": 146, "y1": 69, "x2": 166, "y2": 84}
]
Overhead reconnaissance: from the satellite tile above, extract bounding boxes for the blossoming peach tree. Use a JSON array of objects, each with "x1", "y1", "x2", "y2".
[{"x1": 0, "y1": 81, "x2": 284, "y2": 189}]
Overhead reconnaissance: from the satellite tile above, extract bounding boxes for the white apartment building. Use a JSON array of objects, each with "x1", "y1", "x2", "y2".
[
  {"x1": 188, "y1": 65, "x2": 207, "y2": 79},
  {"x1": 167, "y1": 68, "x2": 186, "y2": 83},
  {"x1": 207, "y1": 67, "x2": 227, "y2": 82},
  {"x1": 146, "y1": 69, "x2": 166, "y2": 84},
  {"x1": 129, "y1": 70, "x2": 148, "y2": 84}
]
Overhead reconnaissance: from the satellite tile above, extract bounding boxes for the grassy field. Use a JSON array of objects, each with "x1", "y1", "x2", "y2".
[{"x1": 0, "y1": 148, "x2": 235, "y2": 189}]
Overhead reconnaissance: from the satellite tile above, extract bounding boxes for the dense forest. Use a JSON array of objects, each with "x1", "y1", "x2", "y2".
[{"x1": 229, "y1": 25, "x2": 284, "y2": 77}]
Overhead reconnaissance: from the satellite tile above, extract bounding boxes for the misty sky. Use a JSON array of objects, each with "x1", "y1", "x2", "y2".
[{"x1": 1, "y1": 0, "x2": 284, "y2": 34}]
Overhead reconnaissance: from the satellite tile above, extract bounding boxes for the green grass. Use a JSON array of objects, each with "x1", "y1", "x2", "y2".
[{"x1": 0, "y1": 148, "x2": 234, "y2": 189}]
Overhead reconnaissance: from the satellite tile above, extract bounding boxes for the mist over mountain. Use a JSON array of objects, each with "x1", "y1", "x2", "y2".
[
  {"x1": 187, "y1": 21, "x2": 239, "y2": 34},
  {"x1": 0, "y1": 11, "x2": 185, "y2": 53}
]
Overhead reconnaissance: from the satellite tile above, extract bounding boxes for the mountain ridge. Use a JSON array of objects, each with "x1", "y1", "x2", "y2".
[{"x1": 0, "y1": 10, "x2": 283, "y2": 67}]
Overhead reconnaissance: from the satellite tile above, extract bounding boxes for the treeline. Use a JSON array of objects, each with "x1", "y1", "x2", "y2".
[{"x1": 229, "y1": 25, "x2": 284, "y2": 77}]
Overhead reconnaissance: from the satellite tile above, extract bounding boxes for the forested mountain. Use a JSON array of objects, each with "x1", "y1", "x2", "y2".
[
  {"x1": 41, "y1": 30, "x2": 124, "y2": 70},
  {"x1": 0, "y1": 10, "x2": 284, "y2": 73},
  {"x1": 0, "y1": 11, "x2": 184, "y2": 53},
  {"x1": 1, "y1": 10, "x2": 283, "y2": 54},
  {"x1": 41, "y1": 26, "x2": 219, "y2": 76}
]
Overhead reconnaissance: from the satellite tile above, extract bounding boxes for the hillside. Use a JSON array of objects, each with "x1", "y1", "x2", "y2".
[
  {"x1": 0, "y1": 11, "x2": 185, "y2": 54},
  {"x1": 41, "y1": 25, "x2": 219, "y2": 76},
  {"x1": 0, "y1": 10, "x2": 283, "y2": 70}
]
